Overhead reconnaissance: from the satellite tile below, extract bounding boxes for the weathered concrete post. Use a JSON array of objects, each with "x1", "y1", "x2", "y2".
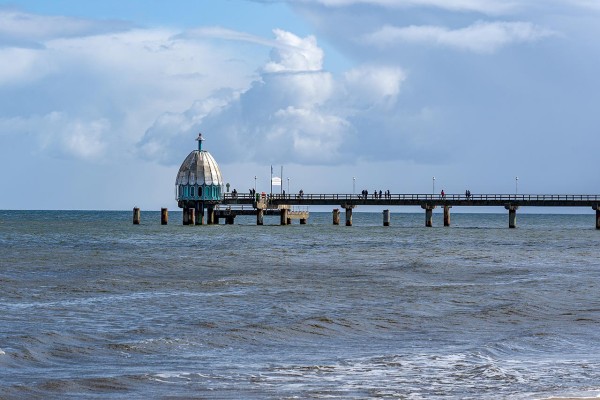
[
  {"x1": 280, "y1": 208, "x2": 288, "y2": 225},
  {"x1": 422, "y1": 205, "x2": 435, "y2": 227},
  {"x1": 287, "y1": 217, "x2": 292, "y2": 225},
  {"x1": 332, "y1": 208, "x2": 340, "y2": 225},
  {"x1": 161, "y1": 208, "x2": 168, "y2": 225},
  {"x1": 188, "y1": 208, "x2": 196, "y2": 225},
  {"x1": 300, "y1": 218, "x2": 307, "y2": 224},
  {"x1": 443, "y1": 205, "x2": 451, "y2": 227},
  {"x1": 257, "y1": 209, "x2": 264, "y2": 225},
  {"x1": 183, "y1": 208, "x2": 189, "y2": 225},
  {"x1": 225, "y1": 215, "x2": 235, "y2": 225},
  {"x1": 345, "y1": 206, "x2": 354, "y2": 226},
  {"x1": 594, "y1": 206, "x2": 600, "y2": 230},
  {"x1": 133, "y1": 207, "x2": 141, "y2": 225},
  {"x1": 383, "y1": 209, "x2": 390, "y2": 226},
  {"x1": 505, "y1": 205, "x2": 518, "y2": 228},
  {"x1": 196, "y1": 204, "x2": 204, "y2": 225},
  {"x1": 207, "y1": 207, "x2": 215, "y2": 225}
]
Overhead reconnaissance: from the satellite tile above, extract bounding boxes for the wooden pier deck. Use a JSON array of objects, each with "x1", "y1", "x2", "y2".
[
  {"x1": 222, "y1": 193, "x2": 600, "y2": 208},
  {"x1": 219, "y1": 193, "x2": 600, "y2": 228}
]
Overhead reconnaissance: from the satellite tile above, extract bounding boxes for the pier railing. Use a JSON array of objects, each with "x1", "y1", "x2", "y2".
[
  {"x1": 220, "y1": 193, "x2": 600, "y2": 211},
  {"x1": 223, "y1": 193, "x2": 600, "y2": 204}
]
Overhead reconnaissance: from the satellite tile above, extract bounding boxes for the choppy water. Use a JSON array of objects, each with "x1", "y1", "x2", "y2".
[{"x1": 1, "y1": 210, "x2": 599, "y2": 399}]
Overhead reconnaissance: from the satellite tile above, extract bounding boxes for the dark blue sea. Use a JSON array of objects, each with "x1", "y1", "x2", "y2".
[{"x1": 1, "y1": 210, "x2": 599, "y2": 399}]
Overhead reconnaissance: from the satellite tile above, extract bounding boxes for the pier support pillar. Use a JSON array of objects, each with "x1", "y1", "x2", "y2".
[
  {"x1": 161, "y1": 208, "x2": 168, "y2": 225},
  {"x1": 133, "y1": 207, "x2": 140, "y2": 225},
  {"x1": 257, "y1": 209, "x2": 264, "y2": 225},
  {"x1": 207, "y1": 207, "x2": 215, "y2": 225},
  {"x1": 505, "y1": 205, "x2": 519, "y2": 228},
  {"x1": 332, "y1": 208, "x2": 340, "y2": 225},
  {"x1": 280, "y1": 208, "x2": 288, "y2": 225},
  {"x1": 225, "y1": 215, "x2": 235, "y2": 225},
  {"x1": 383, "y1": 209, "x2": 390, "y2": 226},
  {"x1": 195, "y1": 204, "x2": 204, "y2": 225},
  {"x1": 422, "y1": 205, "x2": 436, "y2": 227},
  {"x1": 344, "y1": 206, "x2": 354, "y2": 226},
  {"x1": 443, "y1": 205, "x2": 452, "y2": 227},
  {"x1": 300, "y1": 218, "x2": 307, "y2": 225},
  {"x1": 287, "y1": 217, "x2": 292, "y2": 225},
  {"x1": 594, "y1": 206, "x2": 600, "y2": 230},
  {"x1": 188, "y1": 208, "x2": 196, "y2": 226},
  {"x1": 182, "y1": 208, "x2": 189, "y2": 225}
]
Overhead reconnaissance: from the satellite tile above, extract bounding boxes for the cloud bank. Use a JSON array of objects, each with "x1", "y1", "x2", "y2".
[
  {"x1": 137, "y1": 29, "x2": 406, "y2": 165},
  {"x1": 363, "y1": 21, "x2": 555, "y2": 53}
]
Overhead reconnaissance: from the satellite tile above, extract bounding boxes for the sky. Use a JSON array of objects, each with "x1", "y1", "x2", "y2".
[{"x1": 0, "y1": 0, "x2": 599, "y2": 210}]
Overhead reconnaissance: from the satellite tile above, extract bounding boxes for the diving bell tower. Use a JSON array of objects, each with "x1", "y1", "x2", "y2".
[{"x1": 175, "y1": 133, "x2": 224, "y2": 224}]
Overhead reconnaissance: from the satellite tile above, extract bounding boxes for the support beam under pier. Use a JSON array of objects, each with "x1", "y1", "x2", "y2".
[
  {"x1": 383, "y1": 209, "x2": 390, "y2": 226},
  {"x1": 133, "y1": 207, "x2": 140, "y2": 225},
  {"x1": 595, "y1": 205, "x2": 600, "y2": 230},
  {"x1": 188, "y1": 208, "x2": 196, "y2": 226},
  {"x1": 207, "y1": 207, "x2": 215, "y2": 225},
  {"x1": 256, "y1": 209, "x2": 264, "y2": 226},
  {"x1": 280, "y1": 208, "x2": 288, "y2": 225},
  {"x1": 195, "y1": 203, "x2": 204, "y2": 225},
  {"x1": 421, "y1": 205, "x2": 436, "y2": 227},
  {"x1": 332, "y1": 208, "x2": 340, "y2": 225},
  {"x1": 443, "y1": 205, "x2": 451, "y2": 227},
  {"x1": 505, "y1": 205, "x2": 519, "y2": 228},
  {"x1": 161, "y1": 208, "x2": 168, "y2": 225},
  {"x1": 342, "y1": 205, "x2": 355, "y2": 226}
]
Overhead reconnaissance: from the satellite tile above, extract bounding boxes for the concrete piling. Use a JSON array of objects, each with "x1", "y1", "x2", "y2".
[
  {"x1": 345, "y1": 207, "x2": 353, "y2": 226},
  {"x1": 183, "y1": 208, "x2": 189, "y2": 225},
  {"x1": 188, "y1": 208, "x2": 196, "y2": 225},
  {"x1": 443, "y1": 205, "x2": 451, "y2": 227},
  {"x1": 195, "y1": 205, "x2": 203, "y2": 225},
  {"x1": 207, "y1": 207, "x2": 215, "y2": 225},
  {"x1": 506, "y1": 205, "x2": 518, "y2": 228},
  {"x1": 332, "y1": 208, "x2": 340, "y2": 225},
  {"x1": 133, "y1": 207, "x2": 141, "y2": 225},
  {"x1": 422, "y1": 205, "x2": 435, "y2": 227},
  {"x1": 300, "y1": 218, "x2": 307, "y2": 225},
  {"x1": 257, "y1": 209, "x2": 264, "y2": 225},
  {"x1": 161, "y1": 208, "x2": 168, "y2": 225},
  {"x1": 280, "y1": 208, "x2": 288, "y2": 225},
  {"x1": 595, "y1": 206, "x2": 600, "y2": 230},
  {"x1": 226, "y1": 216, "x2": 235, "y2": 225},
  {"x1": 383, "y1": 209, "x2": 390, "y2": 226},
  {"x1": 287, "y1": 217, "x2": 292, "y2": 225}
]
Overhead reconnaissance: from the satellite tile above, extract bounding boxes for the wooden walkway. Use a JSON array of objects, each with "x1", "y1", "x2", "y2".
[
  {"x1": 222, "y1": 193, "x2": 600, "y2": 208},
  {"x1": 220, "y1": 193, "x2": 600, "y2": 228}
]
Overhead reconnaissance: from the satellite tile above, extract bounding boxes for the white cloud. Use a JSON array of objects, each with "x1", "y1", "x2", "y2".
[
  {"x1": 0, "y1": 112, "x2": 108, "y2": 160},
  {"x1": 0, "y1": 8, "x2": 131, "y2": 45},
  {"x1": 263, "y1": 29, "x2": 324, "y2": 72},
  {"x1": 288, "y1": 0, "x2": 518, "y2": 15},
  {"x1": 363, "y1": 21, "x2": 555, "y2": 53},
  {"x1": 0, "y1": 10, "x2": 262, "y2": 164},
  {"x1": 343, "y1": 65, "x2": 405, "y2": 108},
  {"x1": 137, "y1": 30, "x2": 406, "y2": 165}
]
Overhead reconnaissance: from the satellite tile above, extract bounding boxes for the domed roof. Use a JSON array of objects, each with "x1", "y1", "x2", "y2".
[{"x1": 175, "y1": 134, "x2": 223, "y2": 187}]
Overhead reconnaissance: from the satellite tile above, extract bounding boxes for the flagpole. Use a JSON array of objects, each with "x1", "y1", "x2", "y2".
[{"x1": 270, "y1": 165, "x2": 273, "y2": 197}]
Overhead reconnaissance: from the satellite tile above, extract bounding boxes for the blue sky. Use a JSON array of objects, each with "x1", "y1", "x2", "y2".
[{"x1": 0, "y1": 0, "x2": 598, "y2": 210}]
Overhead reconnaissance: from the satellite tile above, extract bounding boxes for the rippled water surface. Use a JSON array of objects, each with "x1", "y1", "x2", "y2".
[{"x1": 1, "y1": 210, "x2": 600, "y2": 399}]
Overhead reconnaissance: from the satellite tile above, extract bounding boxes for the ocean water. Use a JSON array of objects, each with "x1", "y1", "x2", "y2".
[{"x1": 1, "y1": 210, "x2": 599, "y2": 399}]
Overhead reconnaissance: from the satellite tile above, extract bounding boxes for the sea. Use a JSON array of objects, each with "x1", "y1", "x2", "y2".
[{"x1": 1, "y1": 210, "x2": 599, "y2": 399}]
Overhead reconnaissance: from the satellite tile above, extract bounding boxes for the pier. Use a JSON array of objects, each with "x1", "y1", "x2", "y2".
[
  {"x1": 164, "y1": 133, "x2": 599, "y2": 229},
  {"x1": 218, "y1": 193, "x2": 600, "y2": 229}
]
